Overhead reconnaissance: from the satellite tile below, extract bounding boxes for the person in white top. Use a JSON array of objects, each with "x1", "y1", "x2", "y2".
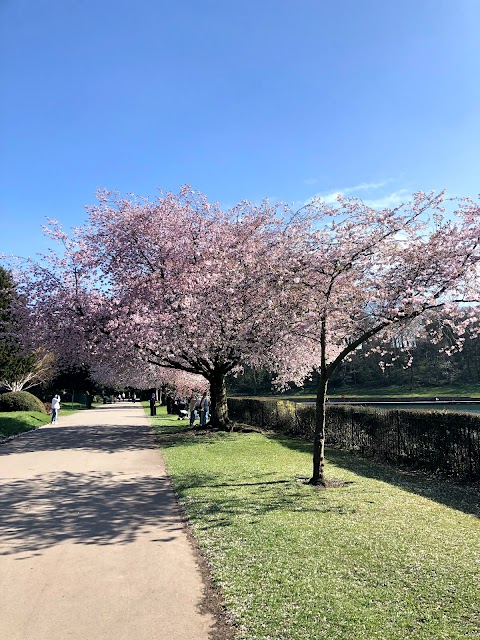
[{"x1": 51, "y1": 395, "x2": 61, "y2": 424}]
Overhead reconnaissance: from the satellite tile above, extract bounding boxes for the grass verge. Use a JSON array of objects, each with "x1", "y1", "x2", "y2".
[
  {"x1": 0, "y1": 403, "x2": 95, "y2": 439},
  {"x1": 244, "y1": 383, "x2": 480, "y2": 400},
  {"x1": 0, "y1": 411, "x2": 51, "y2": 438},
  {"x1": 149, "y1": 407, "x2": 479, "y2": 640}
]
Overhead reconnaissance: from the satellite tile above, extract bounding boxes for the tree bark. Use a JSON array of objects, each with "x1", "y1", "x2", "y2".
[
  {"x1": 160, "y1": 384, "x2": 167, "y2": 405},
  {"x1": 310, "y1": 372, "x2": 328, "y2": 485},
  {"x1": 208, "y1": 371, "x2": 230, "y2": 429}
]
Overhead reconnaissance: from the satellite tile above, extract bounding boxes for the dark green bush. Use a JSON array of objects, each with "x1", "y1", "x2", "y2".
[{"x1": 0, "y1": 390, "x2": 47, "y2": 413}]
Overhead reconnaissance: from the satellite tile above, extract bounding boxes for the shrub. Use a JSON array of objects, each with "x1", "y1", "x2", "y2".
[{"x1": 0, "y1": 390, "x2": 47, "y2": 414}]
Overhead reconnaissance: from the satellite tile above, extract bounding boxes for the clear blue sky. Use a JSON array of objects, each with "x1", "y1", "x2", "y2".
[{"x1": 1, "y1": 0, "x2": 479, "y2": 257}]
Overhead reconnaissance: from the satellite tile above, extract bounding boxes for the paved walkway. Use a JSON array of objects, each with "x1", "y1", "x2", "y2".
[{"x1": 0, "y1": 403, "x2": 215, "y2": 640}]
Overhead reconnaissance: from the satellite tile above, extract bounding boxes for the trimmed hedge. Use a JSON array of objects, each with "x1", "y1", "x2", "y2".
[
  {"x1": 0, "y1": 391, "x2": 47, "y2": 414},
  {"x1": 228, "y1": 397, "x2": 480, "y2": 479}
]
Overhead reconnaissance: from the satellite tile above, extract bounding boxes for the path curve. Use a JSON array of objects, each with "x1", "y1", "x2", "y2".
[{"x1": 0, "y1": 403, "x2": 215, "y2": 640}]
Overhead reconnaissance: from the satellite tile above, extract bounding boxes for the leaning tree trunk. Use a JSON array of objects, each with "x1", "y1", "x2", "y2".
[
  {"x1": 208, "y1": 371, "x2": 230, "y2": 429},
  {"x1": 310, "y1": 373, "x2": 328, "y2": 485}
]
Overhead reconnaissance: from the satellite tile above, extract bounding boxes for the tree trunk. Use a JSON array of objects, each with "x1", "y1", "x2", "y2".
[
  {"x1": 310, "y1": 373, "x2": 328, "y2": 485},
  {"x1": 208, "y1": 371, "x2": 230, "y2": 429},
  {"x1": 160, "y1": 384, "x2": 167, "y2": 405}
]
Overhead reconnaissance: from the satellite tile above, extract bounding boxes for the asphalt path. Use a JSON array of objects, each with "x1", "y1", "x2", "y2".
[{"x1": 0, "y1": 403, "x2": 215, "y2": 640}]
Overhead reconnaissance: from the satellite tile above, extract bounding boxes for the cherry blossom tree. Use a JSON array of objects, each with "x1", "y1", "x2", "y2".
[
  {"x1": 160, "y1": 369, "x2": 209, "y2": 398},
  {"x1": 90, "y1": 350, "x2": 207, "y2": 397},
  {"x1": 8, "y1": 186, "x2": 480, "y2": 486},
  {"x1": 10, "y1": 187, "x2": 296, "y2": 427},
  {"x1": 273, "y1": 191, "x2": 480, "y2": 485}
]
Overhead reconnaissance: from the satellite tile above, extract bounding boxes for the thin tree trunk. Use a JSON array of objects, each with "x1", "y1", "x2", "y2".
[
  {"x1": 310, "y1": 373, "x2": 328, "y2": 485},
  {"x1": 209, "y1": 372, "x2": 229, "y2": 429}
]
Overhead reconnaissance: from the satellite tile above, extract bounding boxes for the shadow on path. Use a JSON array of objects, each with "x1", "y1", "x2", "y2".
[
  {"x1": 0, "y1": 424, "x2": 156, "y2": 456},
  {"x1": 0, "y1": 470, "x2": 181, "y2": 557}
]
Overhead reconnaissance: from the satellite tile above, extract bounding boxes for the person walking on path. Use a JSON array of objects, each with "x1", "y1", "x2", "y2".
[
  {"x1": 199, "y1": 391, "x2": 210, "y2": 427},
  {"x1": 51, "y1": 394, "x2": 60, "y2": 423},
  {"x1": 149, "y1": 393, "x2": 157, "y2": 416}
]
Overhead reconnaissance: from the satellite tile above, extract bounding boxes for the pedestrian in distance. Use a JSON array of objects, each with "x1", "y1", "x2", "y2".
[
  {"x1": 188, "y1": 395, "x2": 200, "y2": 426},
  {"x1": 149, "y1": 393, "x2": 157, "y2": 416},
  {"x1": 199, "y1": 391, "x2": 210, "y2": 427},
  {"x1": 51, "y1": 394, "x2": 61, "y2": 424}
]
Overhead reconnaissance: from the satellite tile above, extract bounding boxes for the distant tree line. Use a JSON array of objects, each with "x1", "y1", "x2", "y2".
[{"x1": 228, "y1": 326, "x2": 480, "y2": 395}]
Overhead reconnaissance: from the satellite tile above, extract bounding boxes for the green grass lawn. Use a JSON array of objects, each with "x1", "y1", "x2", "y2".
[
  {"x1": 329, "y1": 383, "x2": 480, "y2": 398},
  {"x1": 0, "y1": 411, "x2": 51, "y2": 438},
  {"x1": 243, "y1": 383, "x2": 480, "y2": 400},
  {"x1": 149, "y1": 407, "x2": 479, "y2": 640},
  {"x1": 0, "y1": 403, "x2": 95, "y2": 439}
]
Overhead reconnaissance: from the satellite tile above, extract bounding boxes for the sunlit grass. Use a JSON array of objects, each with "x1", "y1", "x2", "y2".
[
  {"x1": 150, "y1": 406, "x2": 479, "y2": 640},
  {"x1": 0, "y1": 411, "x2": 50, "y2": 438},
  {"x1": 0, "y1": 404, "x2": 95, "y2": 439},
  {"x1": 249, "y1": 383, "x2": 480, "y2": 400},
  {"x1": 330, "y1": 383, "x2": 480, "y2": 398}
]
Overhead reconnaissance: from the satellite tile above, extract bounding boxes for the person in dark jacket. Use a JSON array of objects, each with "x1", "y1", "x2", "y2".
[{"x1": 149, "y1": 393, "x2": 157, "y2": 416}]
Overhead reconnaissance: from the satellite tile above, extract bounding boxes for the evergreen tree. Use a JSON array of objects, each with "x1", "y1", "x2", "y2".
[{"x1": 0, "y1": 266, "x2": 54, "y2": 391}]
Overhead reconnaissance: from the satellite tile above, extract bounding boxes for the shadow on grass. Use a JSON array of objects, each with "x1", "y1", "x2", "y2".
[
  {"x1": 153, "y1": 426, "x2": 355, "y2": 524},
  {"x1": 0, "y1": 415, "x2": 49, "y2": 439},
  {"x1": 172, "y1": 470, "x2": 339, "y2": 529},
  {"x1": 153, "y1": 422, "x2": 479, "y2": 519},
  {"x1": 270, "y1": 435, "x2": 480, "y2": 519}
]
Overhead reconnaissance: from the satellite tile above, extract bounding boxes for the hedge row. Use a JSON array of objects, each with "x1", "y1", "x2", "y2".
[{"x1": 227, "y1": 398, "x2": 480, "y2": 479}]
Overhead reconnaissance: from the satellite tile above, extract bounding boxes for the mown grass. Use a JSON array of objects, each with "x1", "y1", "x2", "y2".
[
  {"x1": 0, "y1": 411, "x2": 51, "y2": 438},
  {"x1": 329, "y1": 383, "x2": 480, "y2": 398},
  {"x1": 246, "y1": 383, "x2": 480, "y2": 400},
  {"x1": 0, "y1": 403, "x2": 95, "y2": 439},
  {"x1": 149, "y1": 407, "x2": 479, "y2": 640}
]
